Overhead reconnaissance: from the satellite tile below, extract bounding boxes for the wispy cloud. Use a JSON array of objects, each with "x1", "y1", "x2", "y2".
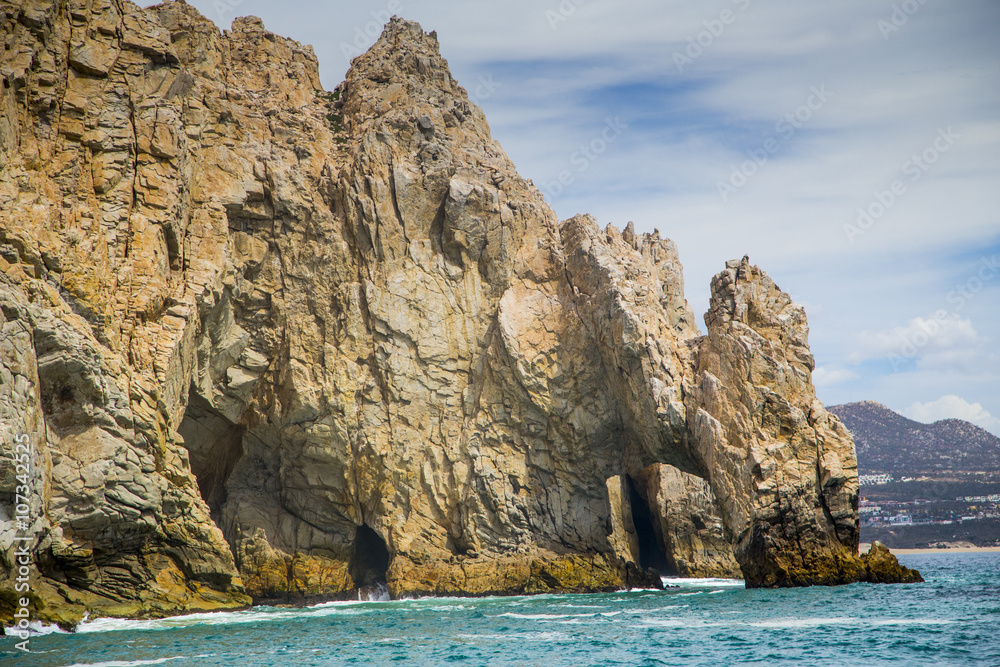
[
  {"x1": 848, "y1": 315, "x2": 986, "y2": 368},
  {"x1": 903, "y1": 395, "x2": 1000, "y2": 437},
  {"x1": 813, "y1": 366, "x2": 859, "y2": 388}
]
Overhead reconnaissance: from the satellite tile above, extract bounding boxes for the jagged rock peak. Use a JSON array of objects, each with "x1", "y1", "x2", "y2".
[
  {"x1": 345, "y1": 19, "x2": 451, "y2": 100},
  {"x1": 341, "y1": 17, "x2": 492, "y2": 144}
]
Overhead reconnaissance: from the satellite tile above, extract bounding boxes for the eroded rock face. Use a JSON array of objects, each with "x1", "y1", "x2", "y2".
[
  {"x1": 638, "y1": 464, "x2": 742, "y2": 579},
  {"x1": 860, "y1": 542, "x2": 923, "y2": 584},
  {"x1": 1, "y1": 4, "x2": 915, "y2": 626},
  {"x1": 689, "y1": 257, "x2": 868, "y2": 587}
]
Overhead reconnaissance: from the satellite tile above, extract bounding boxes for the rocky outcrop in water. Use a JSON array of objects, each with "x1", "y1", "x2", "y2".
[{"x1": 0, "y1": 1, "x2": 918, "y2": 627}]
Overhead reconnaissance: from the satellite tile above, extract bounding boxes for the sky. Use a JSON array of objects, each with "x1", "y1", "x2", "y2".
[{"x1": 181, "y1": 0, "x2": 1000, "y2": 436}]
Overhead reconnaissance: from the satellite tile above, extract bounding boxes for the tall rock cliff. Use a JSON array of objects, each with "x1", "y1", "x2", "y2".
[{"x1": 1, "y1": 1, "x2": 918, "y2": 627}]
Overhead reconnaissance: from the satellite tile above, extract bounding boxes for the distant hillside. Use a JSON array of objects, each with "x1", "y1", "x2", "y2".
[{"x1": 829, "y1": 401, "x2": 1000, "y2": 473}]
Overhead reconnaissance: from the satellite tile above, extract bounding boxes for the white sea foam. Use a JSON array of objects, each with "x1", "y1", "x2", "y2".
[
  {"x1": 21, "y1": 621, "x2": 69, "y2": 636},
  {"x1": 868, "y1": 619, "x2": 956, "y2": 627},
  {"x1": 456, "y1": 631, "x2": 567, "y2": 642},
  {"x1": 357, "y1": 582, "x2": 390, "y2": 602},
  {"x1": 662, "y1": 577, "x2": 745, "y2": 588},
  {"x1": 554, "y1": 604, "x2": 606, "y2": 609},
  {"x1": 623, "y1": 604, "x2": 689, "y2": 615},
  {"x1": 748, "y1": 617, "x2": 857, "y2": 629},
  {"x1": 639, "y1": 618, "x2": 719, "y2": 628},
  {"x1": 636, "y1": 614, "x2": 953, "y2": 631},
  {"x1": 75, "y1": 602, "x2": 381, "y2": 634},
  {"x1": 748, "y1": 617, "x2": 955, "y2": 629},
  {"x1": 58, "y1": 656, "x2": 211, "y2": 667},
  {"x1": 497, "y1": 612, "x2": 596, "y2": 620}
]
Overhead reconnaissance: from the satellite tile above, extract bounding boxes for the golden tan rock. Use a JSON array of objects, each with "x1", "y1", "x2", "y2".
[{"x1": 0, "y1": 3, "x2": 917, "y2": 628}]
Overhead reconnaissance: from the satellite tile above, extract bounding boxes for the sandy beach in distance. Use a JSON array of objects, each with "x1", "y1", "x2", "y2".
[{"x1": 861, "y1": 543, "x2": 1000, "y2": 555}]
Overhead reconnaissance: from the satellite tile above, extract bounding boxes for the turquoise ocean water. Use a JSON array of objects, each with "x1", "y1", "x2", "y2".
[{"x1": 3, "y1": 553, "x2": 998, "y2": 666}]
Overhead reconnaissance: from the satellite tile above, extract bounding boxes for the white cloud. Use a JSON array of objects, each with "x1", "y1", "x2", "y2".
[
  {"x1": 903, "y1": 395, "x2": 1000, "y2": 436},
  {"x1": 812, "y1": 366, "x2": 858, "y2": 388},
  {"x1": 848, "y1": 314, "x2": 989, "y2": 372}
]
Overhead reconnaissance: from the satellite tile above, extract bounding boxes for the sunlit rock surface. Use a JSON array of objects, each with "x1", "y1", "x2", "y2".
[{"x1": 0, "y1": 2, "x2": 918, "y2": 627}]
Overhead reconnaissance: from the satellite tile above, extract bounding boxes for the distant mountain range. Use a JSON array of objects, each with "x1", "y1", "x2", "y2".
[{"x1": 829, "y1": 401, "x2": 1000, "y2": 474}]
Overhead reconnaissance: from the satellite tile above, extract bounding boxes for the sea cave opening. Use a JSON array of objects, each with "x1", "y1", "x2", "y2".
[
  {"x1": 350, "y1": 524, "x2": 391, "y2": 589},
  {"x1": 176, "y1": 388, "x2": 244, "y2": 524},
  {"x1": 627, "y1": 476, "x2": 672, "y2": 575}
]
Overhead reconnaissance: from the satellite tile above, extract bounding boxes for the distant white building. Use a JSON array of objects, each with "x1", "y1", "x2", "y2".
[
  {"x1": 860, "y1": 474, "x2": 894, "y2": 486},
  {"x1": 960, "y1": 495, "x2": 1000, "y2": 503}
]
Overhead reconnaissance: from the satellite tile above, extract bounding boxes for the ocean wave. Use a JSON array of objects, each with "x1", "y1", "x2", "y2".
[
  {"x1": 747, "y1": 616, "x2": 858, "y2": 629},
  {"x1": 496, "y1": 612, "x2": 595, "y2": 620},
  {"x1": 553, "y1": 603, "x2": 606, "y2": 609},
  {"x1": 58, "y1": 656, "x2": 211, "y2": 667},
  {"x1": 744, "y1": 617, "x2": 955, "y2": 629},
  {"x1": 456, "y1": 631, "x2": 567, "y2": 642},
  {"x1": 640, "y1": 618, "x2": 716, "y2": 628},
  {"x1": 868, "y1": 619, "x2": 956, "y2": 627},
  {"x1": 21, "y1": 621, "x2": 70, "y2": 636},
  {"x1": 75, "y1": 602, "x2": 381, "y2": 634},
  {"x1": 623, "y1": 604, "x2": 689, "y2": 614},
  {"x1": 661, "y1": 577, "x2": 745, "y2": 588},
  {"x1": 634, "y1": 615, "x2": 957, "y2": 631}
]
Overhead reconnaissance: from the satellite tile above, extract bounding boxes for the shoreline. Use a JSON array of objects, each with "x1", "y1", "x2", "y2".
[{"x1": 861, "y1": 543, "x2": 1000, "y2": 555}]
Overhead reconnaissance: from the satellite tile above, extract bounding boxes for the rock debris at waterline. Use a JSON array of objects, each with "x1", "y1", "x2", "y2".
[{"x1": 0, "y1": 2, "x2": 919, "y2": 629}]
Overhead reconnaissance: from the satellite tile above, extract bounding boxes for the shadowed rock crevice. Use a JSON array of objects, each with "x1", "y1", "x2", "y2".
[
  {"x1": 626, "y1": 476, "x2": 672, "y2": 575},
  {"x1": 177, "y1": 388, "x2": 245, "y2": 523},
  {"x1": 350, "y1": 524, "x2": 391, "y2": 589}
]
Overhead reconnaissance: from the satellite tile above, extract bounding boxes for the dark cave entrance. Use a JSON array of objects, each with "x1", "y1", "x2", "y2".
[
  {"x1": 176, "y1": 388, "x2": 244, "y2": 523},
  {"x1": 627, "y1": 476, "x2": 672, "y2": 575},
  {"x1": 349, "y1": 524, "x2": 390, "y2": 588}
]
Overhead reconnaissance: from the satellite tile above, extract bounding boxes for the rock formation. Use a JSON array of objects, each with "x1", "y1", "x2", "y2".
[
  {"x1": 0, "y1": 1, "x2": 918, "y2": 627},
  {"x1": 637, "y1": 464, "x2": 742, "y2": 579}
]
